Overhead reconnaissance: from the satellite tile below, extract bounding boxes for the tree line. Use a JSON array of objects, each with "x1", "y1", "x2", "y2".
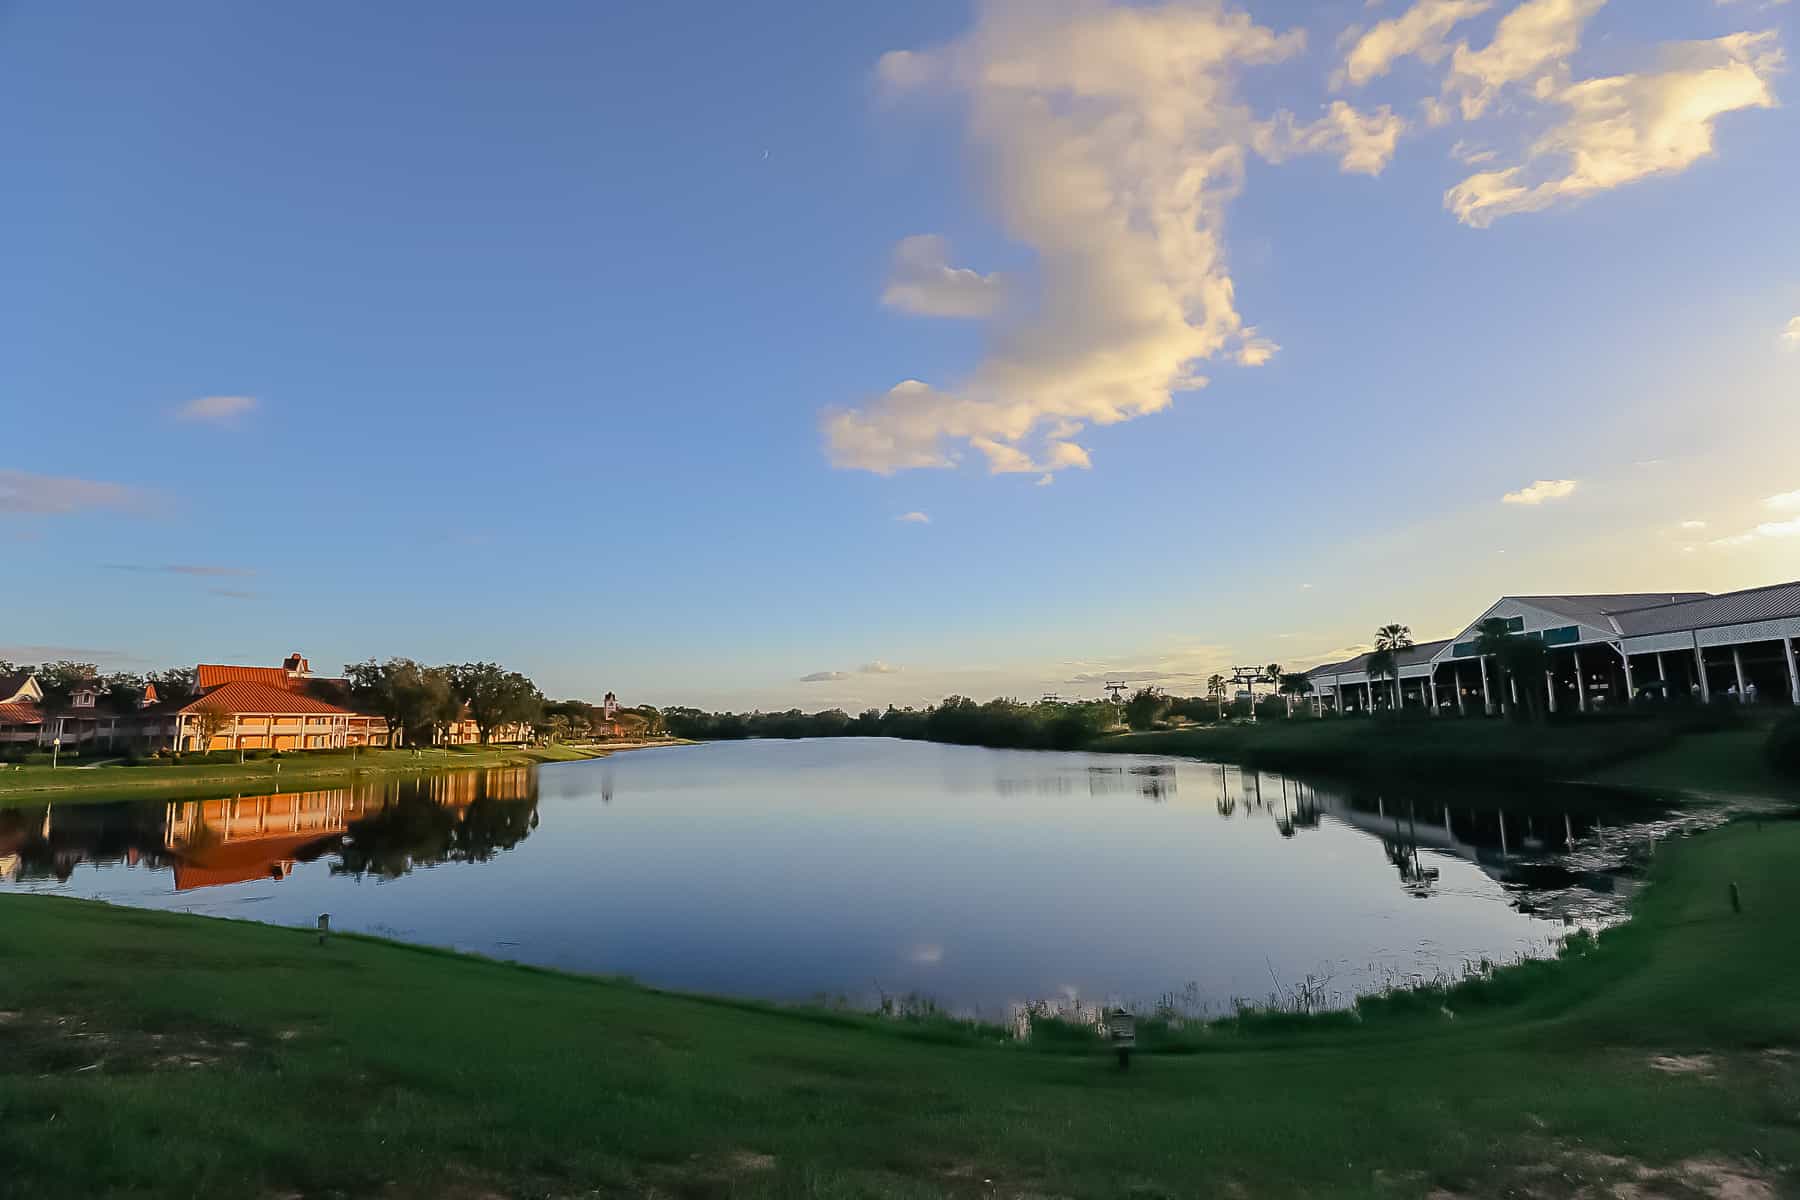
[
  {"x1": 663, "y1": 696, "x2": 1118, "y2": 751},
  {"x1": 1, "y1": 656, "x2": 650, "y2": 747}
]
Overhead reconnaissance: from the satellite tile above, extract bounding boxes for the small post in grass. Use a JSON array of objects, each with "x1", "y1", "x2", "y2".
[
  {"x1": 1105, "y1": 1007, "x2": 1136, "y2": 1071},
  {"x1": 317, "y1": 913, "x2": 330, "y2": 946},
  {"x1": 1729, "y1": 883, "x2": 1742, "y2": 915}
]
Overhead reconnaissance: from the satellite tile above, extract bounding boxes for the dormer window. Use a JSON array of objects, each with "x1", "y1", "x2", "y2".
[{"x1": 71, "y1": 687, "x2": 97, "y2": 708}]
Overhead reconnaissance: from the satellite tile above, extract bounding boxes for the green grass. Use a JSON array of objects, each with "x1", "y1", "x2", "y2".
[
  {"x1": 1091, "y1": 713, "x2": 1759, "y2": 788},
  {"x1": 2, "y1": 820, "x2": 1796, "y2": 1198},
  {"x1": 0, "y1": 744, "x2": 625, "y2": 808},
  {"x1": 1588, "y1": 727, "x2": 1800, "y2": 801}
]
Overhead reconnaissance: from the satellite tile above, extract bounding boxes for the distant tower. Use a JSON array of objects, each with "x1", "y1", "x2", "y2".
[{"x1": 602, "y1": 691, "x2": 619, "y2": 721}]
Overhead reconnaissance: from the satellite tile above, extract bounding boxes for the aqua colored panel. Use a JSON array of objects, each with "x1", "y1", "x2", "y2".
[
  {"x1": 1453, "y1": 641, "x2": 1481, "y2": 658},
  {"x1": 1541, "y1": 625, "x2": 1580, "y2": 646}
]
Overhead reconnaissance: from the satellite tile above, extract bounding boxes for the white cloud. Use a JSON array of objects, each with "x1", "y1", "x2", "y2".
[
  {"x1": 859, "y1": 661, "x2": 902, "y2": 674},
  {"x1": 1447, "y1": 32, "x2": 1782, "y2": 226},
  {"x1": 1034, "y1": 473, "x2": 1054, "y2": 487},
  {"x1": 1711, "y1": 517, "x2": 1800, "y2": 547},
  {"x1": 1678, "y1": 519, "x2": 1708, "y2": 529},
  {"x1": 1339, "y1": 0, "x2": 1492, "y2": 87},
  {"x1": 881, "y1": 235, "x2": 1005, "y2": 318},
  {"x1": 1765, "y1": 489, "x2": 1800, "y2": 511},
  {"x1": 1253, "y1": 101, "x2": 1407, "y2": 175},
  {"x1": 827, "y1": 2, "x2": 1313, "y2": 479},
  {"x1": 896, "y1": 511, "x2": 931, "y2": 524},
  {"x1": 174, "y1": 394, "x2": 257, "y2": 423},
  {"x1": 0, "y1": 469, "x2": 147, "y2": 516},
  {"x1": 1445, "y1": 0, "x2": 1606, "y2": 120},
  {"x1": 1781, "y1": 316, "x2": 1800, "y2": 348},
  {"x1": 1501, "y1": 478, "x2": 1578, "y2": 504},
  {"x1": 800, "y1": 670, "x2": 852, "y2": 683}
]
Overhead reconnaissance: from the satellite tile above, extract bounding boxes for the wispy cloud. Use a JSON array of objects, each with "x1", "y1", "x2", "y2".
[
  {"x1": 174, "y1": 394, "x2": 257, "y2": 424},
  {"x1": 799, "y1": 670, "x2": 851, "y2": 683},
  {"x1": 1678, "y1": 519, "x2": 1709, "y2": 530},
  {"x1": 104, "y1": 563, "x2": 256, "y2": 577},
  {"x1": 896, "y1": 511, "x2": 931, "y2": 524},
  {"x1": 1764, "y1": 490, "x2": 1800, "y2": 511},
  {"x1": 882, "y1": 235, "x2": 1005, "y2": 319},
  {"x1": 1502, "y1": 479, "x2": 1579, "y2": 505},
  {"x1": 859, "y1": 661, "x2": 902, "y2": 675},
  {"x1": 1448, "y1": 32, "x2": 1781, "y2": 226},
  {"x1": 0, "y1": 469, "x2": 148, "y2": 516},
  {"x1": 0, "y1": 644, "x2": 142, "y2": 665},
  {"x1": 1338, "y1": 0, "x2": 1491, "y2": 87},
  {"x1": 207, "y1": 588, "x2": 258, "y2": 600},
  {"x1": 1782, "y1": 317, "x2": 1800, "y2": 349},
  {"x1": 1711, "y1": 518, "x2": 1800, "y2": 547}
]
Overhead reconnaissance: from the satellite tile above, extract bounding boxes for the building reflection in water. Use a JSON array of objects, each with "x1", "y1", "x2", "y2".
[{"x1": 0, "y1": 768, "x2": 537, "y2": 891}]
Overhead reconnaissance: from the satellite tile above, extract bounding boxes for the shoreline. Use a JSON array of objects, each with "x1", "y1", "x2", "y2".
[{"x1": 0, "y1": 740, "x2": 692, "y2": 808}]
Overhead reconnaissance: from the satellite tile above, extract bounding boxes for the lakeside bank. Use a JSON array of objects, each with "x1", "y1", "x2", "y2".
[
  {"x1": 1090, "y1": 713, "x2": 1800, "y2": 799},
  {"x1": 2, "y1": 813, "x2": 1794, "y2": 1197},
  {"x1": 0, "y1": 741, "x2": 687, "y2": 808}
]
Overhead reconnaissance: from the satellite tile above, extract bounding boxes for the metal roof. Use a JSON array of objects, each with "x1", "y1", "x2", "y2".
[
  {"x1": 1613, "y1": 581, "x2": 1800, "y2": 636},
  {"x1": 1308, "y1": 638, "x2": 1452, "y2": 676},
  {"x1": 1508, "y1": 593, "x2": 1710, "y2": 629}
]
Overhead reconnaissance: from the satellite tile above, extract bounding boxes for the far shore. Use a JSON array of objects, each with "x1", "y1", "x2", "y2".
[{"x1": 0, "y1": 740, "x2": 692, "y2": 807}]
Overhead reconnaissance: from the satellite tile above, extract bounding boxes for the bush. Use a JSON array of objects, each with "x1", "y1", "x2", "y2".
[{"x1": 1766, "y1": 713, "x2": 1800, "y2": 779}]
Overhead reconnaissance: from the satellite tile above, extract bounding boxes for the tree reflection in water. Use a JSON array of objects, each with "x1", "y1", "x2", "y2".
[{"x1": 334, "y1": 785, "x2": 539, "y2": 879}]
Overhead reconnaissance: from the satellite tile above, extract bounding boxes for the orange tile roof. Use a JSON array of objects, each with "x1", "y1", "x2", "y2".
[
  {"x1": 179, "y1": 680, "x2": 354, "y2": 716},
  {"x1": 197, "y1": 664, "x2": 296, "y2": 690},
  {"x1": 0, "y1": 701, "x2": 42, "y2": 725}
]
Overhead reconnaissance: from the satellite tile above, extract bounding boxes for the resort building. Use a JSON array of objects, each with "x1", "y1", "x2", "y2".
[
  {"x1": 0, "y1": 671, "x2": 46, "y2": 745},
  {"x1": 177, "y1": 653, "x2": 392, "y2": 751},
  {"x1": 1307, "y1": 581, "x2": 1800, "y2": 715}
]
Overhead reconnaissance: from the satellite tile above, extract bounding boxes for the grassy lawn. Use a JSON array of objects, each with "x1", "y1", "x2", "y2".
[
  {"x1": 2, "y1": 819, "x2": 1796, "y2": 1198},
  {"x1": 1587, "y1": 727, "x2": 1800, "y2": 802},
  {"x1": 0, "y1": 744, "x2": 623, "y2": 808},
  {"x1": 1091, "y1": 714, "x2": 1768, "y2": 789}
]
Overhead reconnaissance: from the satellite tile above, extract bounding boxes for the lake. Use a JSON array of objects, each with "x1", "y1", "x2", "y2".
[{"x1": 0, "y1": 738, "x2": 1673, "y2": 1016}]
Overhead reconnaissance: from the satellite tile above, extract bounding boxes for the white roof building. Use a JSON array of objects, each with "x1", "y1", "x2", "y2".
[{"x1": 1307, "y1": 580, "x2": 1800, "y2": 714}]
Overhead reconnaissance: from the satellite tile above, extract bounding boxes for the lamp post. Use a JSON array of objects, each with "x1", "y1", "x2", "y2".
[{"x1": 51, "y1": 737, "x2": 61, "y2": 770}]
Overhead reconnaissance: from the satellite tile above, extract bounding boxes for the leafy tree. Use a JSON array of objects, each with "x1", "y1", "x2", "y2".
[
  {"x1": 346, "y1": 658, "x2": 459, "y2": 746},
  {"x1": 191, "y1": 708, "x2": 234, "y2": 751},
  {"x1": 100, "y1": 672, "x2": 149, "y2": 714},
  {"x1": 1123, "y1": 687, "x2": 1168, "y2": 731},
  {"x1": 149, "y1": 667, "x2": 199, "y2": 706},
  {"x1": 448, "y1": 663, "x2": 544, "y2": 743},
  {"x1": 32, "y1": 661, "x2": 99, "y2": 709},
  {"x1": 1368, "y1": 624, "x2": 1413, "y2": 710},
  {"x1": 1278, "y1": 672, "x2": 1314, "y2": 717}
]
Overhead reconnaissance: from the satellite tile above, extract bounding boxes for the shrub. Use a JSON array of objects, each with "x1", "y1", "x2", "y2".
[{"x1": 1766, "y1": 713, "x2": 1800, "y2": 779}]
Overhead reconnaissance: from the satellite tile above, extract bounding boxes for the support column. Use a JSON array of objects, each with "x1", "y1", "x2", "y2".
[
  {"x1": 1695, "y1": 639, "x2": 1712, "y2": 703},
  {"x1": 1426, "y1": 667, "x2": 1439, "y2": 715},
  {"x1": 1785, "y1": 637, "x2": 1799, "y2": 706},
  {"x1": 1455, "y1": 664, "x2": 1467, "y2": 716},
  {"x1": 1546, "y1": 670, "x2": 1558, "y2": 714},
  {"x1": 1656, "y1": 652, "x2": 1666, "y2": 682},
  {"x1": 1621, "y1": 650, "x2": 1636, "y2": 705},
  {"x1": 1480, "y1": 657, "x2": 1493, "y2": 715},
  {"x1": 1573, "y1": 648, "x2": 1587, "y2": 713},
  {"x1": 1732, "y1": 645, "x2": 1749, "y2": 703},
  {"x1": 1509, "y1": 675, "x2": 1519, "y2": 707}
]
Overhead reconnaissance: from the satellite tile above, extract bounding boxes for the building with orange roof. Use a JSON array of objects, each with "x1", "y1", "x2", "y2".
[{"x1": 172, "y1": 653, "x2": 393, "y2": 751}]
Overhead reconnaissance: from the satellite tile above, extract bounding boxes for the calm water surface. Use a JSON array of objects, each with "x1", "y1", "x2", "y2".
[{"x1": 0, "y1": 739, "x2": 1671, "y2": 1014}]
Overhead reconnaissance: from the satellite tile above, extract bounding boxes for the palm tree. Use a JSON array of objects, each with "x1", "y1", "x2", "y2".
[
  {"x1": 1474, "y1": 618, "x2": 1516, "y2": 716},
  {"x1": 1370, "y1": 623, "x2": 1413, "y2": 710},
  {"x1": 1207, "y1": 674, "x2": 1227, "y2": 720},
  {"x1": 1264, "y1": 663, "x2": 1285, "y2": 716}
]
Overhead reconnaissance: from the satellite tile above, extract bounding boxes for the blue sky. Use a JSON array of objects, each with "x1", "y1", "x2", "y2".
[{"x1": 3, "y1": 0, "x2": 1796, "y2": 710}]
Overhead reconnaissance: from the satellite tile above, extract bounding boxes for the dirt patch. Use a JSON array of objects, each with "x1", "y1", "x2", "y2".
[
  {"x1": 1676, "y1": 1158, "x2": 1776, "y2": 1200},
  {"x1": 1649, "y1": 1054, "x2": 1716, "y2": 1075},
  {"x1": 0, "y1": 1008, "x2": 255, "y2": 1077},
  {"x1": 724, "y1": 1150, "x2": 776, "y2": 1173}
]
